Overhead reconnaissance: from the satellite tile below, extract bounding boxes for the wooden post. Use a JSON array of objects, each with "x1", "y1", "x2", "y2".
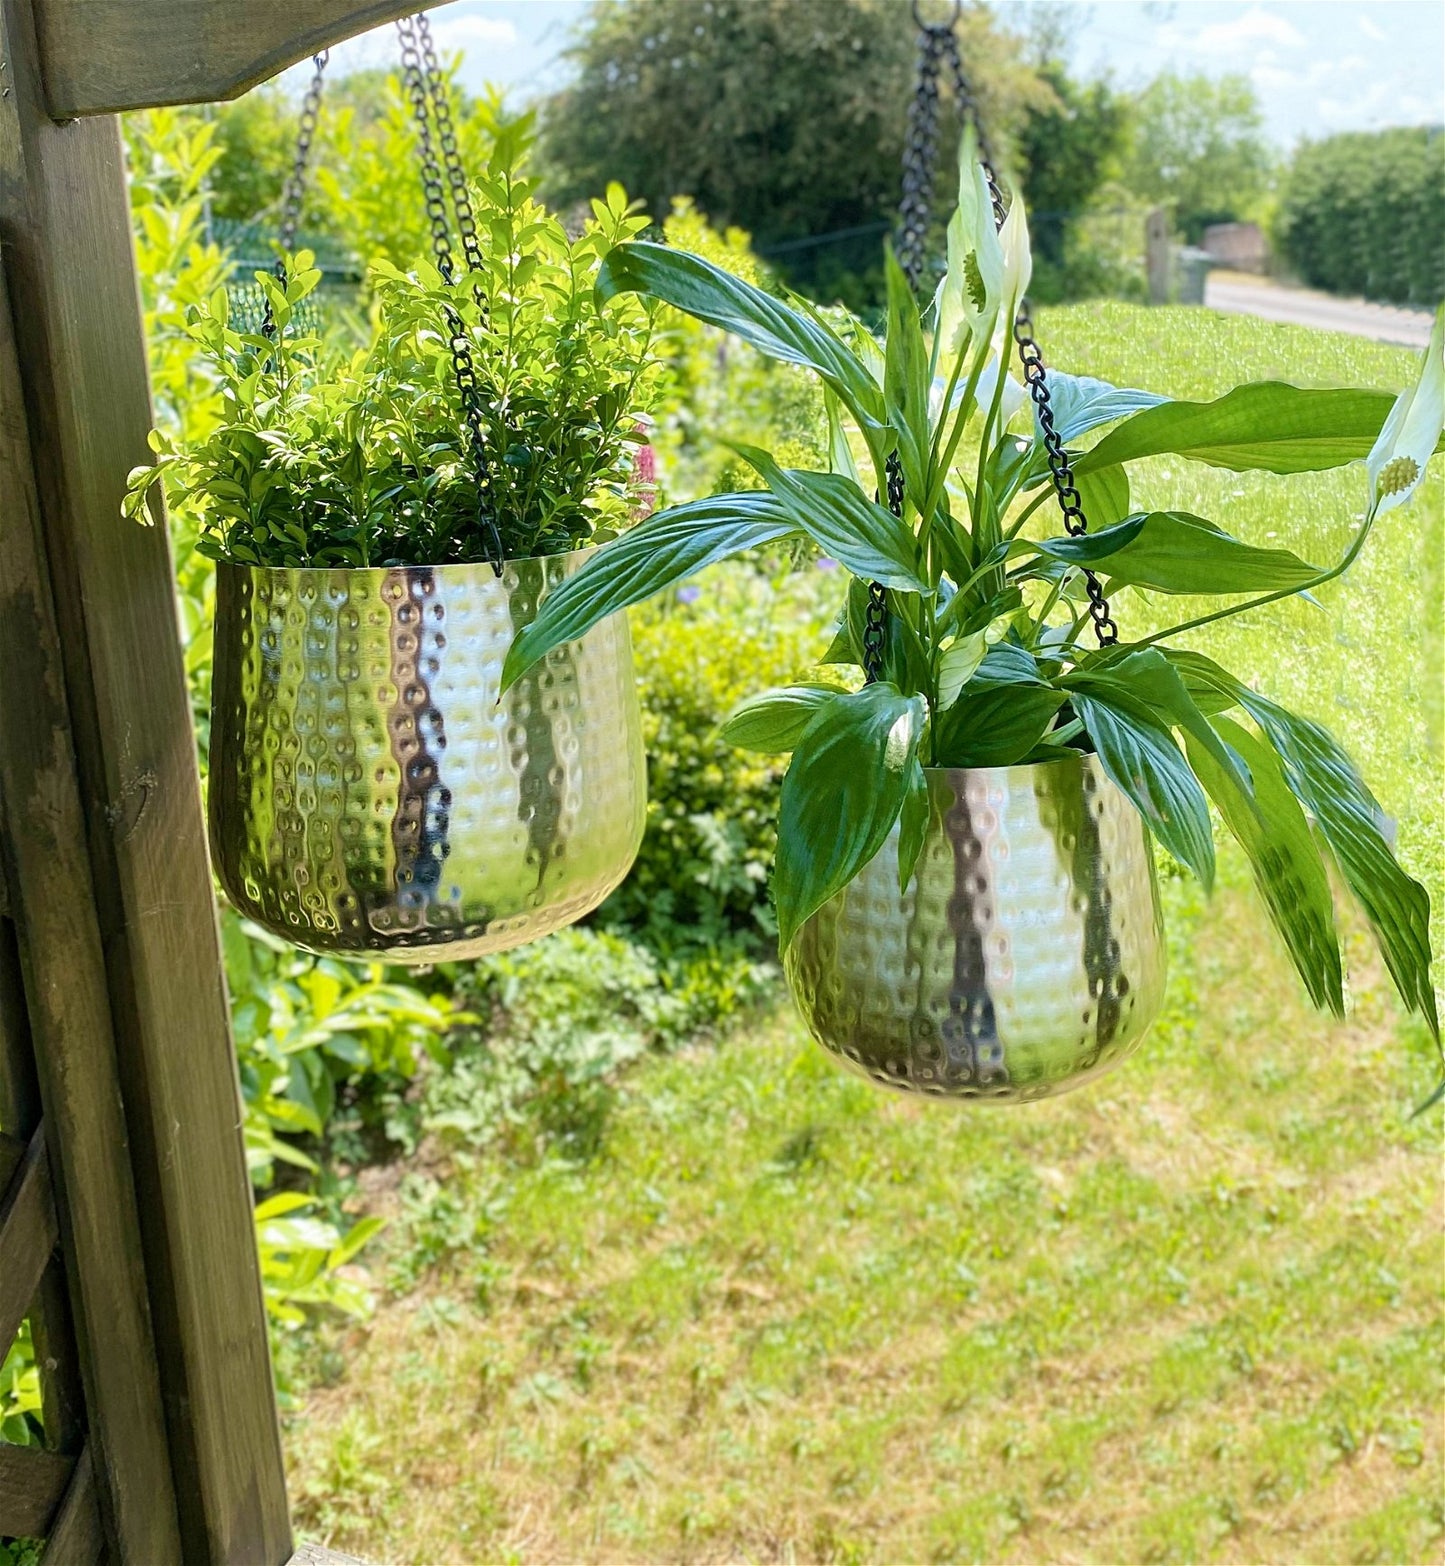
[
  {"x1": 0, "y1": 1, "x2": 457, "y2": 1560},
  {"x1": 1146, "y1": 206, "x2": 1172, "y2": 306}
]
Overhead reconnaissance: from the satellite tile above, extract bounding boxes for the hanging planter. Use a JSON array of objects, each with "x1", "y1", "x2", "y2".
[
  {"x1": 210, "y1": 553, "x2": 644, "y2": 961},
  {"x1": 126, "y1": 36, "x2": 664, "y2": 960},
  {"x1": 784, "y1": 757, "x2": 1167, "y2": 1100},
  {"x1": 503, "y1": 47, "x2": 1442, "y2": 1101}
]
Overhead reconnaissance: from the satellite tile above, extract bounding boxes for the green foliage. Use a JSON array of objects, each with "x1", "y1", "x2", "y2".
[
  {"x1": 539, "y1": 0, "x2": 1046, "y2": 303},
  {"x1": 1278, "y1": 127, "x2": 1445, "y2": 308},
  {"x1": 600, "y1": 563, "x2": 839, "y2": 958},
  {"x1": 652, "y1": 201, "x2": 826, "y2": 501},
  {"x1": 507, "y1": 141, "x2": 1440, "y2": 1049},
  {"x1": 125, "y1": 111, "x2": 665, "y2": 567},
  {"x1": 1122, "y1": 71, "x2": 1273, "y2": 241},
  {"x1": 1017, "y1": 61, "x2": 1128, "y2": 270}
]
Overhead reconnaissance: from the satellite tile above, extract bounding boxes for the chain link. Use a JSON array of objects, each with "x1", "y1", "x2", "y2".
[
  {"x1": 883, "y1": 11, "x2": 1120, "y2": 649},
  {"x1": 396, "y1": 14, "x2": 505, "y2": 573},
  {"x1": 862, "y1": 453, "x2": 907, "y2": 683},
  {"x1": 261, "y1": 49, "x2": 329, "y2": 340}
]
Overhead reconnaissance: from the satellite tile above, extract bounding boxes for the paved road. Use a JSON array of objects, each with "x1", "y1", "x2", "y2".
[{"x1": 1203, "y1": 273, "x2": 1436, "y2": 349}]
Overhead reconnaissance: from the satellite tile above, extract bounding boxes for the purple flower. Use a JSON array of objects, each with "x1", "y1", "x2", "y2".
[
  {"x1": 676, "y1": 584, "x2": 702, "y2": 604},
  {"x1": 816, "y1": 556, "x2": 839, "y2": 572}
]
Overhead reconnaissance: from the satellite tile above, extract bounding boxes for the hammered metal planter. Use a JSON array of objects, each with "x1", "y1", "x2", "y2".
[
  {"x1": 210, "y1": 551, "x2": 646, "y2": 962},
  {"x1": 784, "y1": 755, "x2": 1166, "y2": 1101}
]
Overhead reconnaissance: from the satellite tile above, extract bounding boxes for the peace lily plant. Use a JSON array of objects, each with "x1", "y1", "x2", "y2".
[{"x1": 503, "y1": 136, "x2": 1442, "y2": 1082}]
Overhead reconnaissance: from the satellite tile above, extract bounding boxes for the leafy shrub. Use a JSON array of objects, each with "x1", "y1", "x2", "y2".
[
  {"x1": 1278, "y1": 127, "x2": 1445, "y2": 306},
  {"x1": 599, "y1": 560, "x2": 841, "y2": 959},
  {"x1": 127, "y1": 109, "x2": 665, "y2": 567}
]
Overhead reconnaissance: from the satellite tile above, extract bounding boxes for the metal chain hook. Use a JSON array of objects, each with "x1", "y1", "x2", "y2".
[
  {"x1": 396, "y1": 13, "x2": 505, "y2": 574},
  {"x1": 261, "y1": 49, "x2": 329, "y2": 341},
  {"x1": 874, "y1": 11, "x2": 1120, "y2": 656}
]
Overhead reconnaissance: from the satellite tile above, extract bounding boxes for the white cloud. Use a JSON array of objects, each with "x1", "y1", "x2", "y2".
[
  {"x1": 431, "y1": 15, "x2": 520, "y2": 52},
  {"x1": 1358, "y1": 14, "x2": 1387, "y2": 42},
  {"x1": 1170, "y1": 5, "x2": 1306, "y2": 57}
]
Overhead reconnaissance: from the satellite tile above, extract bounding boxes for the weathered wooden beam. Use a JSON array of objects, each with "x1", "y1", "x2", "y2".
[
  {"x1": 0, "y1": 234, "x2": 182, "y2": 1561},
  {"x1": 41, "y1": 1444, "x2": 106, "y2": 1566},
  {"x1": 0, "y1": 1441, "x2": 75, "y2": 1539},
  {"x1": 0, "y1": 1123, "x2": 58, "y2": 1351},
  {"x1": 35, "y1": 0, "x2": 454, "y2": 116},
  {"x1": 1, "y1": 0, "x2": 291, "y2": 1557}
]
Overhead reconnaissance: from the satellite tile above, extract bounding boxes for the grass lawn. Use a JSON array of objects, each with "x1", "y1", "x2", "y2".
[{"x1": 285, "y1": 305, "x2": 1444, "y2": 1565}]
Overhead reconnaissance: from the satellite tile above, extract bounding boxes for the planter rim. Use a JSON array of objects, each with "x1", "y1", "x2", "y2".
[
  {"x1": 918, "y1": 752, "x2": 1100, "y2": 781},
  {"x1": 212, "y1": 541, "x2": 600, "y2": 577}
]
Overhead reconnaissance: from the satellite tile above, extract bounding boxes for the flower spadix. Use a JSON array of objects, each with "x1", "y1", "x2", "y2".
[{"x1": 1366, "y1": 303, "x2": 1443, "y2": 517}]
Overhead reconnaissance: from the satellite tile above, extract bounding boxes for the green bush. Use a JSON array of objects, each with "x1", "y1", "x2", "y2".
[
  {"x1": 599, "y1": 560, "x2": 841, "y2": 961},
  {"x1": 1278, "y1": 127, "x2": 1444, "y2": 306}
]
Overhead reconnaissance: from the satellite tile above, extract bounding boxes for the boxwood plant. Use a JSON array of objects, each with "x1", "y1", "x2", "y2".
[
  {"x1": 504, "y1": 136, "x2": 1442, "y2": 1084},
  {"x1": 125, "y1": 114, "x2": 666, "y2": 565}
]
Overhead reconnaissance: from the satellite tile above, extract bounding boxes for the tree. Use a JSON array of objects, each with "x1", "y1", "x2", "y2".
[
  {"x1": 538, "y1": 0, "x2": 1048, "y2": 302},
  {"x1": 1122, "y1": 72, "x2": 1273, "y2": 240},
  {"x1": 1016, "y1": 61, "x2": 1127, "y2": 270}
]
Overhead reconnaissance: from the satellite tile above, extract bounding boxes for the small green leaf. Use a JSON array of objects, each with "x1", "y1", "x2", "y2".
[
  {"x1": 719, "y1": 684, "x2": 848, "y2": 754},
  {"x1": 775, "y1": 684, "x2": 926, "y2": 948},
  {"x1": 897, "y1": 759, "x2": 931, "y2": 893},
  {"x1": 883, "y1": 244, "x2": 931, "y2": 510},
  {"x1": 1074, "y1": 383, "x2": 1433, "y2": 476},
  {"x1": 729, "y1": 443, "x2": 928, "y2": 592},
  {"x1": 936, "y1": 632, "x2": 988, "y2": 710},
  {"x1": 1070, "y1": 687, "x2": 1216, "y2": 888},
  {"x1": 1185, "y1": 715, "x2": 1343, "y2": 1015},
  {"x1": 932, "y1": 684, "x2": 1066, "y2": 767},
  {"x1": 1036, "y1": 511, "x2": 1323, "y2": 595},
  {"x1": 502, "y1": 492, "x2": 797, "y2": 692}
]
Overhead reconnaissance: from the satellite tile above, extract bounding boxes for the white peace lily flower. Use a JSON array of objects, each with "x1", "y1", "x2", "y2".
[
  {"x1": 998, "y1": 189, "x2": 1033, "y2": 323},
  {"x1": 1367, "y1": 304, "x2": 1443, "y2": 516},
  {"x1": 975, "y1": 352, "x2": 1027, "y2": 428},
  {"x1": 937, "y1": 129, "x2": 1004, "y2": 357}
]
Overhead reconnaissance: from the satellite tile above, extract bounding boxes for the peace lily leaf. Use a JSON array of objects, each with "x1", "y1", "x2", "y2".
[
  {"x1": 1185, "y1": 715, "x2": 1344, "y2": 1016},
  {"x1": 1039, "y1": 371, "x2": 1168, "y2": 445},
  {"x1": 969, "y1": 641, "x2": 1046, "y2": 688},
  {"x1": 1037, "y1": 511, "x2": 1324, "y2": 595},
  {"x1": 728, "y1": 444, "x2": 928, "y2": 592},
  {"x1": 1074, "y1": 383, "x2": 1431, "y2": 476},
  {"x1": 1073, "y1": 464, "x2": 1130, "y2": 529},
  {"x1": 775, "y1": 684, "x2": 927, "y2": 949},
  {"x1": 884, "y1": 245, "x2": 931, "y2": 509},
  {"x1": 932, "y1": 684, "x2": 1066, "y2": 768},
  {"x1": 1070, "y1": 687, "x2": 1216, "y2": 889},
  {"x1": 897, "y1": 759, "x2": 931, "y2": 893},
  {"x1": 1367, "y1": 304, "x2": 1443, "y2": 516},
  {"x1": 824, "y1": 388, "x2": 863, "y2": 487},
  {"x1": 502, "y1": 492, "x2": 796, "y2": 691},
  {"x1": 1068, "y1": 646, "x2": 1257, "y2": 810},
  {"x1": 936, "y1": 632, "x2": 988, "y2": 711},
  {"x1": 597, "y1": 241, "x2": 884, "y2": 430},
  {"x1": 719, "y1": 684, "x2": 849, "y2": 755},
  {"x1": 1166, "y1": 650, "x2": 1437, "y2": 1038}
]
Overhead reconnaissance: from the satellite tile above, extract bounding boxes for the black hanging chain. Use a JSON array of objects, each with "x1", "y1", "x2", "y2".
[
  {"x1": 867, "y1": 1, "x2": 1118, "y2": 670},
  {"x1": 396, "y1": 13, "x2": 505, "y2": 573},
  {"x1": 261, "y1": 49, "x2": 329, "y2": 341}
]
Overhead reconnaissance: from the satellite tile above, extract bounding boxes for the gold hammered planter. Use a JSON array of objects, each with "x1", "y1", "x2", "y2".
[
  {"x1": 210, "y1": 550, "x2": 646, "y2": 962},
  {"x1": 784, "y1": 755, "x2": 1167, "y2": 1101}
]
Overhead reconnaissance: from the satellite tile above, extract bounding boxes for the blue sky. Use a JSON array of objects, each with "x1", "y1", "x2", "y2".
[{"x1": 310, "y1": 1, "x2": 1444, "y2": 148}]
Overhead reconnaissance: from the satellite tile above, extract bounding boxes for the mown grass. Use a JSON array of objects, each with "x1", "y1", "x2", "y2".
[{"x1": 286, "y1": 306, "x2": 1444, "y2": 1564}]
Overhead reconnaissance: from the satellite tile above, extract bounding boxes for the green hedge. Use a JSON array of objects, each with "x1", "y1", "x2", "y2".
[{"x1": 1278, "y1": 127, "x2": 1444, "y2": 306}]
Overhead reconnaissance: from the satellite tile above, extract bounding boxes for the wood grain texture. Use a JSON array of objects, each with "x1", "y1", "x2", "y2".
[
  {"x1": 0, "y1": 1, "x2": 290, "y2": 1558},
  {"x1": 0, "y1": 210, "x2": 180, "y2": 1562},
  {"x1": 36, "y1": 0, "x2": 451, "y2": 115},
  {"x1": 41, "y1": 1444, "x2": 106, "y2": 1566},
  {"x1": 0, "y1": 1441, "x2": 75, "y2": 1538},
  {"x1": 0, "y1": 1123, "x2": 58, "y2": 1351}
]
